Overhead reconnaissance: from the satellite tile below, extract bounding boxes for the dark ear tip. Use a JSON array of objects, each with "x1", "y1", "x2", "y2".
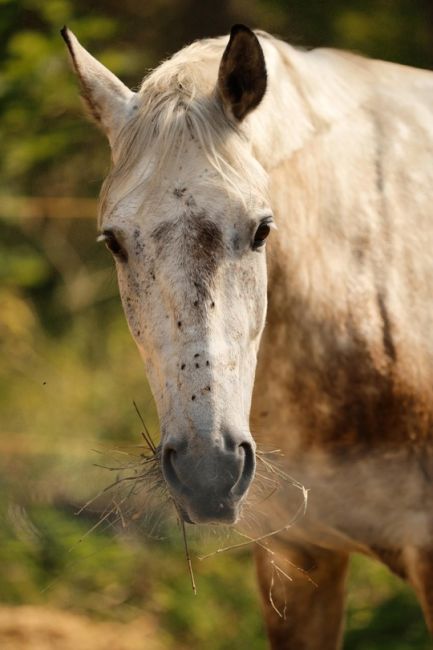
[
  {"x1": 60, "y1": 25, "x2": 70, "y2": 44},
  {"x1": 230, "y1": 24, "x2": 252, "y2": 34},
  {"x1": 230, "y1": 24, "x2": 255, "y2": 39}
]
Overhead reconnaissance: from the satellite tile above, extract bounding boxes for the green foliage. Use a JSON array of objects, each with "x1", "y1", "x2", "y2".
[
  {"x1": 0, "y1": 503, "x2": 266, "y2": 648},
  {"x1": 0, "y1": 0, "x2": 141, "y2": 196},
  {"x1": 1, "y1": 498, "x2": 431, "y2": 649},
  {"x1": 345, "y1": 555, "x2": 431, "y2": 650}
]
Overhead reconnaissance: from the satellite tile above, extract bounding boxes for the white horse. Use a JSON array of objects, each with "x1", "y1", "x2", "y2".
[{"x1": 63, "y1": 24, "x2": 433, "y2": 649}]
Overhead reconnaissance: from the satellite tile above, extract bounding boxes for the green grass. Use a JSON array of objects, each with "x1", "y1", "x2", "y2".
[
  {"x1": 1, "y1": 499, "x2": 431, "y2": 649},
  {"x1": 345, "y1": 555, "x2": 430, "y2": 650},
  {"x1": 0, "y1": 504, "x2": 266, "y2": 649}
]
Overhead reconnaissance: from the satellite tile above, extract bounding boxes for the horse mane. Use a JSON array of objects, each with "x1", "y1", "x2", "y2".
[{"x1": 99, "y1": 36, "x2": 269, "y2": 222}]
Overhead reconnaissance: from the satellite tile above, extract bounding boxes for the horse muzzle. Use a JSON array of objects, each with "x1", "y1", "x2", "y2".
[{"x1": 161, "y1": 431, "x2": 256, "y2": 524}]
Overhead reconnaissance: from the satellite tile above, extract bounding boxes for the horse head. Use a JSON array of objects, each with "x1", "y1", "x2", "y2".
[{"x1": 63, "y1": 25, "x2": 272, "y2": 524}]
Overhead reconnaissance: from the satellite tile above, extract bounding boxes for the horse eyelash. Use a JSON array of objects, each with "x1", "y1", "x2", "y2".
[
  {"x1": 261, "y1": 216, "x2": 277, "y2": 229},
  {"x1": 97, "y1": 230, "x2": 128, "y2": 262}
]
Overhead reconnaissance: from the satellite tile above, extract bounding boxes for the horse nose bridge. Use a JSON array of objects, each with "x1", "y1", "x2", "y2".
[
  {"x1": 165, "y1": 338, "x2": 240, "y2": 411},
  {"x1": 174, "y1": 341, "x2": 228, "y2": 370},
  {"x1": 170, "y1": 316, "x2": 235, "y2": 364}
]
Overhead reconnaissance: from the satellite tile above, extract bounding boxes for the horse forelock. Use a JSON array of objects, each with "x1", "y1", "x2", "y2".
[{"x1": 98, "y1": 37, "x2": 269, "y2": 225}]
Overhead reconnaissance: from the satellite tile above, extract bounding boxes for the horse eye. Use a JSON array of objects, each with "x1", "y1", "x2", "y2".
[
  {"x1": 252, "y1": 221, "x2": 271, "y2": 250},
  {"x1": 102, "y1": 230, "x2": 128, "y2": 262}
]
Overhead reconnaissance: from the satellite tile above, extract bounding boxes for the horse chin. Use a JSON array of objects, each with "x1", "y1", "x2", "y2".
[{"x1": 178, "y1": 501, "x2": 241, "y2": 526}]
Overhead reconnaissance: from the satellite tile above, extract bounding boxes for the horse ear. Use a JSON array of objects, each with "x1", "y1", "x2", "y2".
[
  {"x1": 218, "y1": 24, "x2": 267, "y2": 122},
  {"x1": 61, "y1": 26, "x2": 135, "y2": 146}
]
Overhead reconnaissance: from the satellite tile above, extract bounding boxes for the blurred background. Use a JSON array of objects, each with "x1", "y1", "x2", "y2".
[{"x1": 1, "y1": 1, "x2": 433, "y2": 648}]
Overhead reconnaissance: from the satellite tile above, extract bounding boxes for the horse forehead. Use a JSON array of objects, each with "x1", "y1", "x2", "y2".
[{"x1": 151, "y1": 209, "x2": 224, "y2": 268}]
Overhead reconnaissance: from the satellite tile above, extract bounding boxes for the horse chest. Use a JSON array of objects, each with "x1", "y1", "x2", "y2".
[{"x1": 252, "y1": 290, "x2": 433, "y2": 550}]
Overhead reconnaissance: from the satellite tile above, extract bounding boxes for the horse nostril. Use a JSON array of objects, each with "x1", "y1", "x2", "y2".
[
  {"x1": 232, "y1": 441, "x2": 256, "y2": 498},
  {"x1": 162, "y1": 446, "x2": 184, "y2": 494}
]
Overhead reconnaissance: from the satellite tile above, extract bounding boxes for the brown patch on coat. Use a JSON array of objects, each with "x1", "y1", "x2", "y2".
[
  {"x1": 252, "y1": 267, "x2": 433, "y2": 456},
  {"x1": 376, "y1": 290, "x2": 397, "y2": 362},
  {"x1": 151, "y1": 212, "x2": 224, "y2": 301},
  {"x1": 151, "y1": 221, "x2": 176, "y2": 253},
  {"x1": 185, "y1": 214, "x2": 223, "y2": 289}
]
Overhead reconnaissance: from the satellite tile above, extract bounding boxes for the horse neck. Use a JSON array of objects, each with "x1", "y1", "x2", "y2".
[
  {"x1": 250, "y1": 36, "x2": 372, "y2": 170},
  {"x1": 248, "y1": 41, "x2": 321, "y2": 305},
  {"x1": 248, "y1": 39, "x2": 370, "y2": 313}
]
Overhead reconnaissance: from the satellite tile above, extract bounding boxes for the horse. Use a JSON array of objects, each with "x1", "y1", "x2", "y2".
[{"x1": 62, "y1": 23, "x2": 433, "y2": 649}]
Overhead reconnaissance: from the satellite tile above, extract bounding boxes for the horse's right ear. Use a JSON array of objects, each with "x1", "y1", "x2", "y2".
[
  {"x1": 217, "y1": 24, "x2": 267, "y2": 122},
  {"x1": 61, "y1": 26, "x2": 135, "y2": 147}
]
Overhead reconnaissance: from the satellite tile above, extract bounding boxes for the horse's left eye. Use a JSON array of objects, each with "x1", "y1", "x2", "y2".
[{"x1": 253, "y1": 221, "x2": 271, "y2": 250}]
